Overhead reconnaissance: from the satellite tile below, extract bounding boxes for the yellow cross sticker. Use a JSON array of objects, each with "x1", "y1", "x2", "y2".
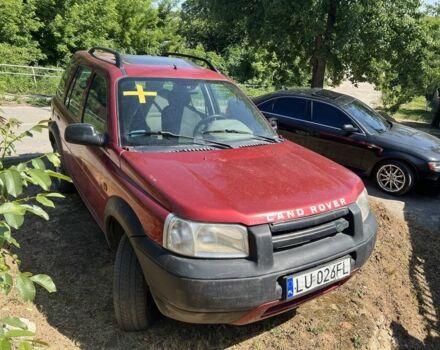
[{"x1": 123, "y1": 84, "x2": 157, "y2": 104}]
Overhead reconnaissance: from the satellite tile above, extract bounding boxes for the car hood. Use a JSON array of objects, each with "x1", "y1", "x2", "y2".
[
  {"x1": 121, "y1": 141, "x2": 364, "y2": 226},
  {"x1": 375, "y1": 122, "x2": 440, "y2": 160}
]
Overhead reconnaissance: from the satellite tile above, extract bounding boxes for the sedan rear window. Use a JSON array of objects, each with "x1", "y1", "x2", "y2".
[{"x1": 273, "y1": 97, "x2": 308, "y2": 120}]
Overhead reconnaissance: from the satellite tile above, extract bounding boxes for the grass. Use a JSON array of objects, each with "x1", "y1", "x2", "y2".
[{"x1": 392, "y1": 96, "x2": 434, "y2": 123}]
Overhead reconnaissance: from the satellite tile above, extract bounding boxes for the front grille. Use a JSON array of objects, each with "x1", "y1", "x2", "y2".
[{"x1": 270, "y1": 208, "x2": 352, "y2": 251}]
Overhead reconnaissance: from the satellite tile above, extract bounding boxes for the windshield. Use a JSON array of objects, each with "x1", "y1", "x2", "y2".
[
  {"x1": 342, "y1": 100, "x2": 389, "y2": 134},
  {"x1": 118, "y1": 78, "x2": 277, "y2": 147}
]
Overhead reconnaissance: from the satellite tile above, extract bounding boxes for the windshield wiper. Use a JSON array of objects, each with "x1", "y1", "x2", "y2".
[
  {"x1": 202, "y1": 129, "x2": 279, "y2": 143},
  {"x1": 127, "y1": 130, "x2": 233, "y2": 149}
]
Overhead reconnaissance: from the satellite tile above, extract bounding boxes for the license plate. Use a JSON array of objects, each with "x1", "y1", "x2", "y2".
[{"x1": 285, "y1": 258, "x2": 351, "y2": 299}]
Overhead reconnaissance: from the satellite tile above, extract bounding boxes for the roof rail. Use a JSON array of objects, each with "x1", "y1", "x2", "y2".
[
  {"x1": 88, "y1": 47, "x2": 122, "y2": 68},
  {"x1": 162, "y1": 52, "x2": 219, "y2": 73}
]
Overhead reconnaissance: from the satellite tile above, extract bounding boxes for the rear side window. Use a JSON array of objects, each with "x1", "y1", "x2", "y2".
[
  {"x1": 273, "y1": 97, "x2": 308, "y2": 120},
  {"x1": 56, "y1": 59, "x2": 75, "y2": 99},
  {"x1": 83, "y1": 74, "x2": 108, "y2": 133},
  {"x1": 312, "y1": 102, "x2": 351, "y2": 129},
  {"x1": 65, "y1": 66, "x2": 92, "y2": 119}
]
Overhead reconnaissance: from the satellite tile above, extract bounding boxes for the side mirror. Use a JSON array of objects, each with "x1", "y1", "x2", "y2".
[
  {"x1": 268, "y1": 117, "x2": 278, "y2": 131},
  {"x1": 342, "y1": 124, "x2": 358, "y2": 133},
  {"x1": 65, "y1": 123, "x2": 107, "y2": 147}
]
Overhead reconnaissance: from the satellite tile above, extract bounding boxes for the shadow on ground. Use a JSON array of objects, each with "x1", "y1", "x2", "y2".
[
  {"x1": 397, "y1": 109, "x2": 433, "y2": 124},
  {"x1": 398, "y1": 120, "x2": 440, "y2": 138},
  {"x1": 365, "y1": 181, "x2": 440, "y2": 349},
  {"x1": 18, "y1": 193, "x2": 291, "y2": 349}
]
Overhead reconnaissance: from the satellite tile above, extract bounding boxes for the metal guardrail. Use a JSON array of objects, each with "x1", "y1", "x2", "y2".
[{"x1": 0, "y1": 64, "x2": 63, "y2": 85}]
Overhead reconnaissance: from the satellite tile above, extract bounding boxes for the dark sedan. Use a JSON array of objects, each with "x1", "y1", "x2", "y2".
[{"x1": 254, "y1": 89, "x2": 440, "y2": 195}]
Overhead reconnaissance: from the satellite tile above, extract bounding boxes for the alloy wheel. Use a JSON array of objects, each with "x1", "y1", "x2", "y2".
[{"x1": 376, "y1": 164, "x2": 406, "y2": 193}]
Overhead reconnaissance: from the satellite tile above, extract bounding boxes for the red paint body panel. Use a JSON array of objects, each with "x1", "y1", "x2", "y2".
[{"x1": 121, "y1": 141, "x2": 364, "y2": 229}]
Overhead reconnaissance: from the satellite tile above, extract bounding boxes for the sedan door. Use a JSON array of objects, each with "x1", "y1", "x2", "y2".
[
  {"x1": 258, "y1": 97, "x2": 311, "y2": 148},
  {"x1": 308, "y1": 101, "x2": 369, "y2": 171}
]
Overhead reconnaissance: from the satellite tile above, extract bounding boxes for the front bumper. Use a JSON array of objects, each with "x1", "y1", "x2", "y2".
[
  {"x1": 130, "y1": 204, "x2": 377, "y2": 325},
  {"x1": 420, "y1": 171, "x2": 440, "y2": 187}
]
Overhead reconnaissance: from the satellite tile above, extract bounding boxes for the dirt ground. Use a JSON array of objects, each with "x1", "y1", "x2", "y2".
[{"x1": 1, "y1": 198, "x2": 439, "y2": 350}]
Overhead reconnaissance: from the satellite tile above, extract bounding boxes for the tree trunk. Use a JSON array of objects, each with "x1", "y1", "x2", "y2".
[{"x1": 310, "y1": 0, "x2": 339, "y2": 88}]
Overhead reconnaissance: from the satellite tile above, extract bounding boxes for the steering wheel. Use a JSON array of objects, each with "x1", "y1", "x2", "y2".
[{"x1": 193, "y1": 114, "x2": 227, "y2": 137}]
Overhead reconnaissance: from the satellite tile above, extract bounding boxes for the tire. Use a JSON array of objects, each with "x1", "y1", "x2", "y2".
[
  {"x1": 113, "y1": 235, "x2": 155, "y2": 331},
  {"x1": 374, "y1": 160, "x2": 415, "y2": 196},
  {"x1": 51, "y1": 140, "x2": 75, "y2": 193}
]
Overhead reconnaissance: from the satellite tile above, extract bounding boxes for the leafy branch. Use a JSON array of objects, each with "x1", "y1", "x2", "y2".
[{"x1": 0, "y1": 114, "x2": 71, "y2": 349}]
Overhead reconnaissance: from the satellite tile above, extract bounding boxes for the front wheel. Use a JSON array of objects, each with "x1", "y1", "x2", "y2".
[
  {"x1": 113, "y1": 235, "x2": 156, "y2": 331},
  {"x1": 374, "y1": 160, "x2": 415, "y2": 196}
]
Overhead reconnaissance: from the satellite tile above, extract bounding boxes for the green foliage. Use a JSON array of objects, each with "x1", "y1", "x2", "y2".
[
  {"x1": 34, "y1": 0, "x2": 183, "y2": 64},
  {"x1": 0, "y1": 0, "x2": 438, "y2": 108},
  {"x1": 392, "y1": 95, "x2": 434, "y2": 122},
  {"x1": 0, "y1": 115, "x2": 70, "y2": 349},
  {"x1": 50, "y1": 0, "x2": 119, "y2": 64},
  {"x1": 0, "y1": 0, "x2": 43, "y2": 64},
  {"x1": 0, "y1": 316, "x2": 49, "y2": 349},
  {"x1": 184, "y1": 0, "x2": 425, "y2": 92}
]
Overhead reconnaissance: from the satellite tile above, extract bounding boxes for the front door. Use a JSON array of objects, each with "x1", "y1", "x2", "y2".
[{"x1": 308, "y1": 101, "x2": 368, "y2": 171}]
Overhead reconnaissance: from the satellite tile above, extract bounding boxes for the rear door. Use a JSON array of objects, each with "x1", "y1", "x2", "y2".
[
  {"x1": 309, "y1": 101, "x2": 368, "y2": 170},
  {"x1": 259, "y1": 97, "x2": 311, "y2": 148}
]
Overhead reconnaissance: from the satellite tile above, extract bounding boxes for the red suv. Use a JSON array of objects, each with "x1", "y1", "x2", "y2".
[{"x1": 49, "y1": 47, "x2": 377, "y2": 330}]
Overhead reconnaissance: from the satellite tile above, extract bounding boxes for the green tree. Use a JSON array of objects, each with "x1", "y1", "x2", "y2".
[
  {"x1": 183, "y1": 0, "x2": 425, "y2": 92},
  {"x1": 180, "y1": 0, "x2": 309, "y2": 89},
  {"x1": 0, "y1": 0, "x2": 43, "y2": 64},
  {"x1": 49, "y1": 0, "x2": 119, "y2": 64}
]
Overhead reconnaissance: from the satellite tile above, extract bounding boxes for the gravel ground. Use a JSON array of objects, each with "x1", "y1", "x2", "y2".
[{"x1": 0, "y1": 105, "x2": 52, "y2": 156}]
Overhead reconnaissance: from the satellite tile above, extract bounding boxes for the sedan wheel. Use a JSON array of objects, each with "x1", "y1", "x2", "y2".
[{"x1": 374, "y1": 161, "x2": 414, "y2": 196}]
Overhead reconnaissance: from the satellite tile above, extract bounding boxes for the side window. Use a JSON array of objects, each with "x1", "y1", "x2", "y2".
[
  {"x1": 83, "y1": 74, "x2": 108, "y2": 133},
  {"x1": 258, "y1": 100, "x2": 274, "y2": 113},
  {"x1": 273, "y1": 98, "x2": 308, "y2": 120},
  {"x1": 312, "y1": 102, "x2": 351, "y2": 129},
  {"x1": 56, "y1": 59, "x2": 75, "y2": 99},
  {"x1": 65, "y1": 66, "x2": 92, "y2": 119}
]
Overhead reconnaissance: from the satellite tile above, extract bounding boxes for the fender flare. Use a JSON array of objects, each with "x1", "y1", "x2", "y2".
[
  {"x1": 48, "y1": 121, "x2": 60, "y2": 148},
  {"x1": 104, "y1": 196, "x2": 145, "y2": 250}
]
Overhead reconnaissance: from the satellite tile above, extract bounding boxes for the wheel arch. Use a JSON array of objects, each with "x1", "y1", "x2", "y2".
[
  {"x1": 104, "y1": 196, "x2": 145, "y2": 251},
  {"x1": 369, "y1": 155, "x2": 420, "y2": 182},
  {"x1": 48, "y1": 121, "x2": 60, "y2": 148}
]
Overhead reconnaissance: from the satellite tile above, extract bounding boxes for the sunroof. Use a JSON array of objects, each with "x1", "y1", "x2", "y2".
[{"x1": 122, "y1": 55, "x2": 198, "y2": 68}]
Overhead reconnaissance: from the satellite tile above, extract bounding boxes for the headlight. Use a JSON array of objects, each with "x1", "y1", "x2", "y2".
[
  {"x1": 163, "y1": 215, "x2": 249, "y2": 258},
  {"x1": 428, "y1": 161, "x2": 440, "y2": 172},
  {"x1": 356, "y1": 188, "x2": 370, "y2": 222}
]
